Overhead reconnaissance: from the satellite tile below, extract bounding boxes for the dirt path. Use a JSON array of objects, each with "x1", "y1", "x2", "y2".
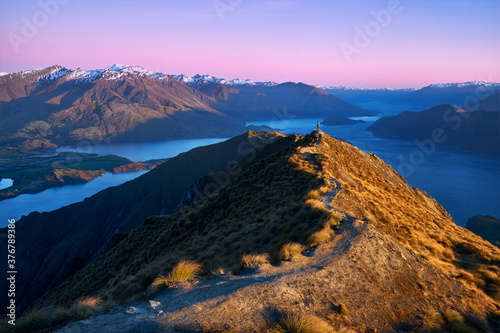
[{"x1": 53, "y1": 218, "x2": 473, "y2": 333}]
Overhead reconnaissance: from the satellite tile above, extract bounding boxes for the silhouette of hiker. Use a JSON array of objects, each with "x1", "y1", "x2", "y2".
[{"x1": 316, "y1": 121, "x2": 320, "y2": 132}]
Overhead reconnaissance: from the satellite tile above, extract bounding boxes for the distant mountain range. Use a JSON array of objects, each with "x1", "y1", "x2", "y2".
[
  {"x1": 319, "y1": 82, "x2": 500, "y2": 107},
  {"x1": 389, "y1": 81, "x2": 500, "y2": 108},
  {"x1": 0, "y1": 65, "x2": 374, "y2": 151}
]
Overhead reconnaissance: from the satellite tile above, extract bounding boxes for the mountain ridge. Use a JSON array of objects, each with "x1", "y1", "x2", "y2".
[
  {"x1": 11, "y1": 131, "x2": 500, "y2": 332},
  {"x1": 0, "y1": 65, "x2": 373, "y2": 150}
]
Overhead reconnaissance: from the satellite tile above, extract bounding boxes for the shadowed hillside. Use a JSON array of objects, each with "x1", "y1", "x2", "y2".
[
  {"x1": 467, "y1": 215, "x2": 500, "y2": 247},
  {"x1": 0, "y1": 131, "x2": 287, "y2": 315},
  {"x1": 368, "y1": 105, "x2": 500, "y2": 156},
  {"x1": 9, "y1": 131, "x2": 500, "y2": 332}
]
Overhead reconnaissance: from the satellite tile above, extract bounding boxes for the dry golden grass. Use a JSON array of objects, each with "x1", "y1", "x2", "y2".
[
  {"x1": 71, "y1": 297, "x2": 105, "y2": 317},
  {"x1": 241, "y1": 253, "x2": 270, "y2": 268},
  {"x1": 307, "y1": 226, "x2": 334, "y2": 247},
  {"x1": 422, "y1": 309, "x2": 444, "y2": 329},
  {"x1": 312, "y1": 133, "x2": 500, "y2": 314},
  {"x1": 152, "y1": 260, "x2": 203, "y2": 289},
  {"x1": 25, "y1": 131, "x2": 500, "y2": 331},
  {"x1": 0, "y1": 297, "x2": 112, "y2": 333},
  {"x1": 279, "y1": 243, "x2": 306, "y2": 261},
  {"x1": 272, "y1": 314, "x2": 333, "y2": 333}
]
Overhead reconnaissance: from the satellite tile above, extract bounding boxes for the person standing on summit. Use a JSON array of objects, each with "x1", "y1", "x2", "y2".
[{"x1": 317, "y1": 121, "x2": 321, "y2": 133}]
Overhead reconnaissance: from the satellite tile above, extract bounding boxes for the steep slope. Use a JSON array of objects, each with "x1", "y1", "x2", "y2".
[
  {"x1": 390, "y1": 82, "x2": 500, "y2": 108},
  {"x1": 0, "y1": 65, "x2": 244, "y2": 150},
  {"x1": 54, "y1": 220, "x2": 487, "y2": 333},
  {"x1": 368, "y1": 104, "x2": 500, "y2": 156},
  {"x1": 20, "y1": 131, "x2": 500, "y2": 332},
  {"x1": 0, "y1": 131, "x2": 286, "y2": 314}
]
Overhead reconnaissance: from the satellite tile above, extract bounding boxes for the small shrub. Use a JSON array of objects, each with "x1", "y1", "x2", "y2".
[
  {"x1": 279, "y1": 243, "x2": 306, "y2": 261},
  {"x1": 422, "y1": 309, "x2": 444, "y2": 329},
  {"x1": 152, "y1": 260, "x2": 203, "y2": 289},
  {"x1": 308, "y1": 227, "x2": 334, "y2": 247},
  {"x1": 444, "y1": 309, "x2": 463, "y2": 324},
  {"x1": 168, "y1": 260, "x2": 203, "y2": 283},
  {"x1": 241, "y1": 253, "x2": 270, "y2": 268},
  {"x1": 72, "y1": 297, "x2": 104, "y2": 317},
  {"x1": 151, "y1": 274, "x2": 170, "y2": 291},
  {"x1": 443, "y1": 309, "x2": 472, "y2": 333},
  {"x1": 273, "y1": 314, "x2": 331, "y2": 333},
  {"x1": 206, "y1": 267, "x2": 225, "y2": 280}
]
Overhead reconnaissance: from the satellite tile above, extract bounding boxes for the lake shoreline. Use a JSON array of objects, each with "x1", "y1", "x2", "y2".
[{"x1": 0, "y1": 149, "x2": 168, "y2": 202}]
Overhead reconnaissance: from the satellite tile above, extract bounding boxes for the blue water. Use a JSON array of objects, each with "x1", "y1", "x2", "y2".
[
  {"x1": 248, "y1": 118, "x2": 500, "y2": 227},
  {"x1": 57, "y1": 138, "x2": 227, "y2": 162},
  {"x1": 0, "y1": 171, "x2": 147, "y2": 226},
  {"x1": 2, "y1": 120, "x2": 499, "y2": 228},
  {"x1": 0, "y1": 138, "x2": 229, "y2": 227},
  {"x1": 0, "y1": 178, "x2": 13, "y2": 190},
  {"x1": 355, "y1": 102, "x2": 429, "y2": 116}
]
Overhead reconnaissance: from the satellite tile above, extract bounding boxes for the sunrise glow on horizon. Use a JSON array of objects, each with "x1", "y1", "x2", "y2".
[{"x1": 1, "y1": 0, "x2": 499, "y2": 89}]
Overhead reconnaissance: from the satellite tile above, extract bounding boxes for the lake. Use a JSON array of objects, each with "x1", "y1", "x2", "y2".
[
  {"x1": 57, "y1": 138, "x2": 227, "y2": 161},
  {"x1": 0, "y1": 178, "x2": 13, "y2": 190},
  {"x1": 248, "y1": 118, "x2": 500, "y2": 227},
  {"x1": 0, "y1": 171, "x2": 147, "y2": 226},
  {"x1": 2, "y1": 119, "x2": 498, "y2": 228},
  {"x1": 0, "y1": 138, "x2": 228, "y2": 227}
]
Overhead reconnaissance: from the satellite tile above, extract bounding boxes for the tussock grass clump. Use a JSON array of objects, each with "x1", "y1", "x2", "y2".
[
  {"x1": 241, "y1": 253, "x2": 270, "y2": 268},
  {"x1": 272, "y1": 314, "x2": 332, "y2": 333},
  {"x1": 71, "y1": 297, "x2": 105, "y2": 317},
  {"x1": 422, "y1": 309, "x2": 444, "y2": 329},
  {"x1": 152, "y1": 260, "x2": 203, "y2": 290},
  {"x1": 307, "y1": 226, "x2": 334, "y2": 247},
  {"x1": 279, "y1": 243, "x2": 306, "y2": 261}
]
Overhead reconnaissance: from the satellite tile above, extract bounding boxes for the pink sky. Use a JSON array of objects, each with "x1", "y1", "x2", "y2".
[{"x1": 1, "y1": 0, "x2": 499, "y2": 88}]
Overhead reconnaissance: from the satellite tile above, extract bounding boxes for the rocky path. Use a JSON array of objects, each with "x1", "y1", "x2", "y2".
[{"x1": 53, "y1": 218, "x2": 473, "y2": 333}]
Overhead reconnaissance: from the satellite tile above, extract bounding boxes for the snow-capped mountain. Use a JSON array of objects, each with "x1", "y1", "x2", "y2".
[
  {"x1": 427, "y1": 81, "x2": 500, "y2": 89},
  {"x1": 391, "y1": 81, "x2": 500, "y2": 107},
  {"x1": 316, "y1": 85, "x2": 416, "y2": 92},
  {"x1": 6, "y1": 64, "x2": 279, "y2": 87},
  {"x1": 0, "y1": 64, "x2": 375, "y2": 149},
  {"x1": 172, "y1": 73, "x2": 277, "y2": 87},
  {"x1": 2, "y1": 64, "x2": 171, "y2": 84}
]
